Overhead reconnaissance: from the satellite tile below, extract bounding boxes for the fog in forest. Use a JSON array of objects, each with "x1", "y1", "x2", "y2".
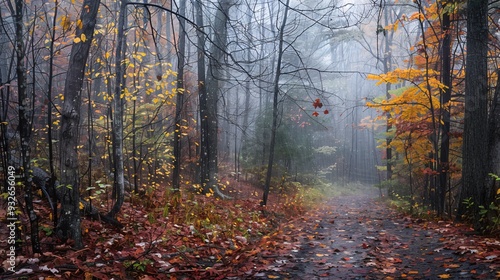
[
  {"x1": 0, "y1": 0, "x2": 428, "y2": 201},
  {"x1": 205, "y1": 0, "x2": 386, "y2": 186}
]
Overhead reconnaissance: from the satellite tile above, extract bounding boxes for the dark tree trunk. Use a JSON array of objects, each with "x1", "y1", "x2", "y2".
[
  {"x1": 14, "y1": 0, "x2": 40, "y2": 254},
  {"x1": 108, "y1": 0, "x2": 127, "y2": 218},
  {"x1": 240, "y1": 8, "x2": 252, "y2": 170},
  {"x1": 383, "y1": 6, "x2": 393, "y2": 184},
  {"x1": 57, "y1": 0, "x2": 101, "y2": 249},
  {"x1": 457, "y1": 0, "x2": 489, "y2": 231},
  {"x1": 202, "y1": 0, "x2": 232, "y2": 198},
  {"x1": 172, "y1": 0, "x2": 187, "y2": 193},
  {"x1": 0, "y1": 12, "x2": 10, "y2": 194},
  {"x1": 47, "y1": 0, "x2": 59, "y2": 229},
  {"x1": 194, "y1": 0, "x2": 208, "y2": 191},
  {"x1": 484, "y1": 69, "x2": 500, "y2": 231},
  {"x1": 205, "y1": 1, "x2": 225, "y2": 192},
  {"x1": 262, "y1": 0, "x2": 290, "y2": 206},
  {"x1": 438, "y1": 2, "x2": 452, "y2": 216}
]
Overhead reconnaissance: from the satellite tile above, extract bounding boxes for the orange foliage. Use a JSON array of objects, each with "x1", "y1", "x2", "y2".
[{"x1": 366, "y1": 1, "x2": 465, "y2": 176}]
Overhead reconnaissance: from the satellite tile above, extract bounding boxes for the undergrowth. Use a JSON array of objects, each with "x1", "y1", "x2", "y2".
[{"x1": 386, "y1": 192, "x2": 436, "y2": 220}]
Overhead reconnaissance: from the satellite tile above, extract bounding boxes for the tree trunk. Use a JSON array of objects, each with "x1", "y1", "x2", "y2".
[
  {"x1": 262, "y1": 0, "x2": 290, "y2": 206},
  {"x1": 172, "y1": 0, "x2": 187, "y2": 193},
  {"x1": 194, "y1": 0, "x2": 209, "y2": 192},
  {"x1": 484, "y1": 69, "x2": 500, "y2": 231},
  {"x1": 202, "y1": 0, "x2": 232, "y2": 198},
  {"x1": 383, "y1": 6, "x2": 393, "y2": 184},
  {"x1": 0, "y1": 11, "x2": 10, "y2": 194},
  {"x1": 438, "y1": 2, "x2": 452, "y2": 216},
  {"x1": 14, "y1": 0, "x2": 40, "y2": 254},
  {"x1": 108, "y1": 0, "x2": 127, "y2": 218},
  {"x1": 57, "y1": 0, "x2": 101, "y2": 249},
  {"x1": 46, "y1": 0, "x2": 59, "y2": 229},
  {"x1": 240, "y1": 8, "x2": 252, "y2": 171},
  {"x1": 205, "y1": 1, "x2": 225, "y2": 192},
  {"x1": 457, "y1": 0, "x2": 489, "y2": 231}
]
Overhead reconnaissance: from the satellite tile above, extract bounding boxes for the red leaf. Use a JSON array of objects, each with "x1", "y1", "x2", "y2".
[
  {"x1": 312, "y1": 111, "x2": 319, "y2": 117},
  {"x1": 312, "y1": 98, "x2": 323, "y2": 109}
]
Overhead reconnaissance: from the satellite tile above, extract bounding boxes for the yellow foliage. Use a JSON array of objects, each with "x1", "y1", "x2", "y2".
[
  {"x1": 409, "y1": 12, "x2": 424, "y2": 21},
  {"x1": 424, "y1": 4, "x2": 439, "y2": 21},
  {"x1": 61, "y1": 15, "x2": 71, "y2": 32}
]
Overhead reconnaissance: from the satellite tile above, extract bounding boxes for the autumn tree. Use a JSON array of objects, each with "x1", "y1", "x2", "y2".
[
  {"x1": 365, "y1": 0, "x2": 500, "y2": 228},
  {"x1": 377, "y1": 1, "x2": 399, "y2": 185},
  {"x1": 365, "y1": 0, "x2": 468, "y2": 215}
]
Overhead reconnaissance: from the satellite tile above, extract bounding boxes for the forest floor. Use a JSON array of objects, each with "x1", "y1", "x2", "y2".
[{"x1": 1, "y1": 181, "x2": 500, "y2": 279}]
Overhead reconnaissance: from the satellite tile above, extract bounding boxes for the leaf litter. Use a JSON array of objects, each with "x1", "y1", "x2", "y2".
[{"x1": 2, "y1": 183, "x2": 499, "y2": 279}]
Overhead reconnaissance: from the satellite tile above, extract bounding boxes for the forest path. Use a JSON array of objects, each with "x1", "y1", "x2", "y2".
[{"x1": 252, "y1": 191, "x2": 499, "y2": 279}]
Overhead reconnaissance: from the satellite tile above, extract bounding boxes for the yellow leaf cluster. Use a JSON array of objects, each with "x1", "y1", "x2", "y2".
[
  {"x1": 368, "y1": 68, "x2": 440, "y2": 86},
  {"x1": 409, "y1": 12, "x2": 424, "y2": 21},
  {"x1": 73, "y1": 33, "x2": 87, "y2": 44},
  {"x1": 365, "y1": 0, "x2": 467, "y2": 179},
  {"x1": 76, "y1": 19, "x2": 83, "y2": 30},
  {"x1": 60, "y1": 15, "x2": 71, "y2": 32},
  {"x1": 366, "y1": 65, "x2": 446, "y2": 170}
]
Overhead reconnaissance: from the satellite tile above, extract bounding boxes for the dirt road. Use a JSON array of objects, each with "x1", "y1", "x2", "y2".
[{"x1": 253, "y1": 193, "x2": 499, "y2": 279}]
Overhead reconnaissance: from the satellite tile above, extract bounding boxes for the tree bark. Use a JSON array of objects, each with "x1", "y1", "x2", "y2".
[
  {"x1": 484, "y1": 69, "x2": 500, "y2": 231},
  {"x1": 0, "y1": 11, "x2": 10, "y2": 194},
  {"x1": 202, "y1": 0, "x2": 232, "y2": 198},
  {"x1": 383, "y1": 6, "x2": 393, "y2": 186},
  {"x1": 108, "y1": 0, "x2": 127, "y2": 218},
  {"x1": 438, "y1": 1, "x2": 452, "y2": 216},
  {"x1": 457, "y1": 0, "x2": 489, "y2": 231},
  {"x1": 57, "y1": 0, "x2": 101, "y2": 248},
  {"x1": 194, "y1": 0, "x2": 209, "y2": 192},
  {"x1": 46, "y1": 0, "x2": 60, "y2": 229},
  {"x1": 14, "y1": 0, "x2": 40, "y2": 254}
]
